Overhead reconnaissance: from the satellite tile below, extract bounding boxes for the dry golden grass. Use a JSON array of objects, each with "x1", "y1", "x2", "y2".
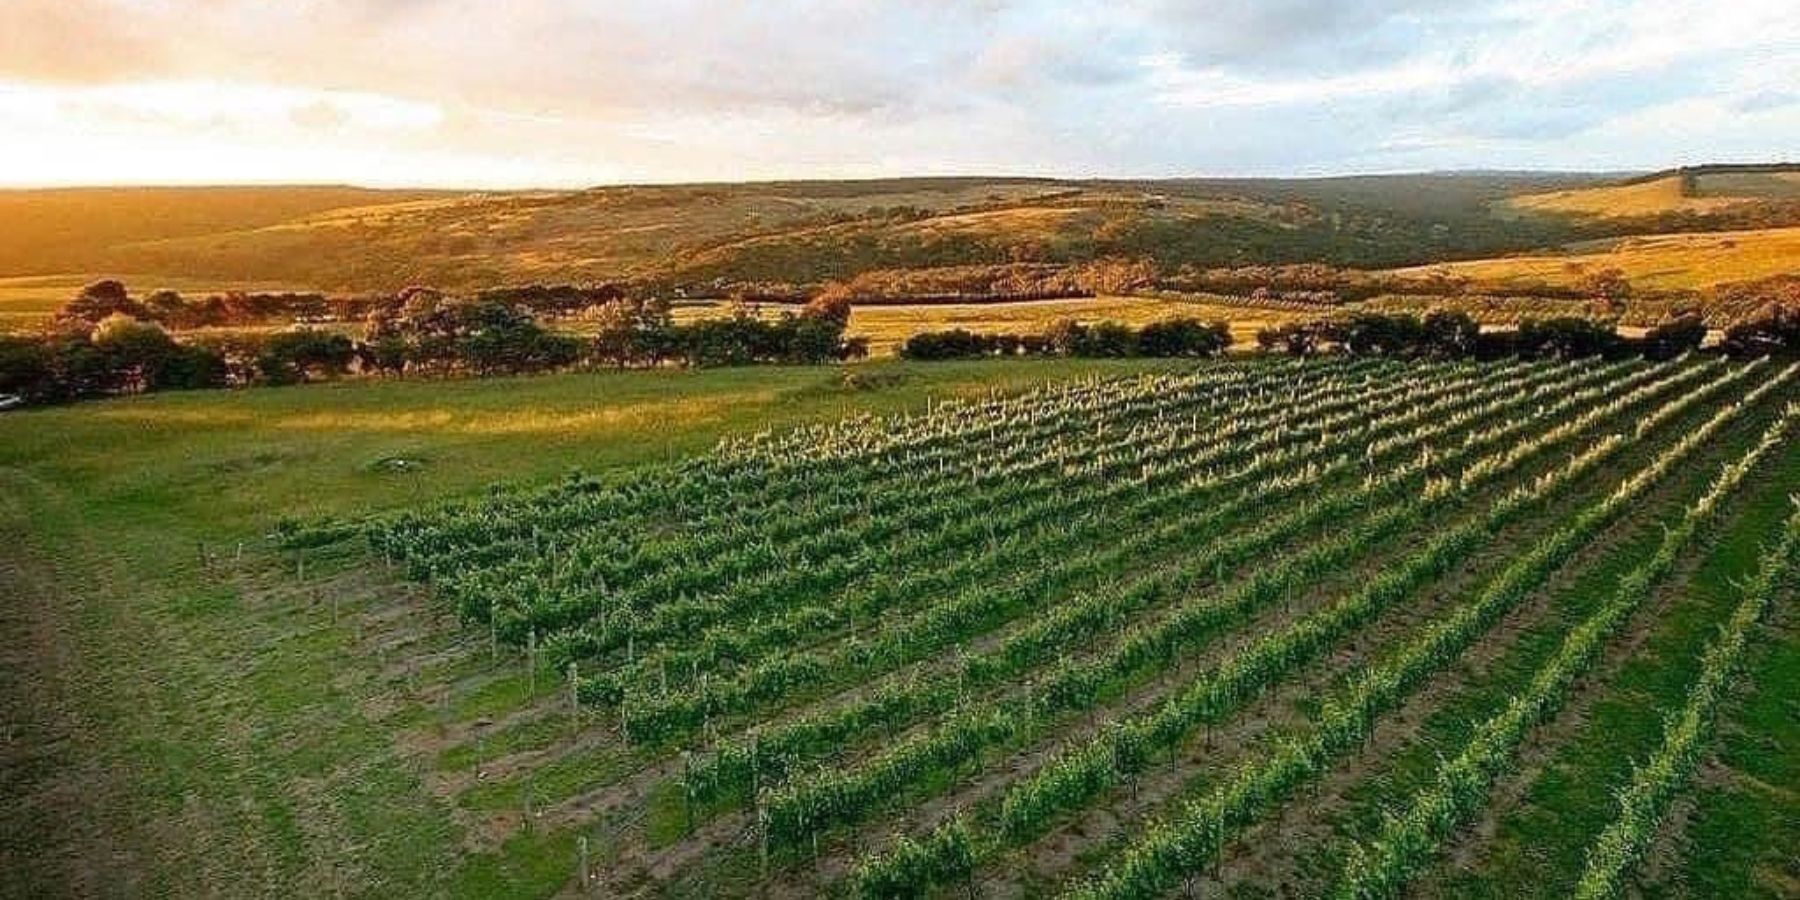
[
  {"x1": 1390, "y1": 226, "x2": 1800, "y2": 291},
  {"x1": 1504, "y1": 171, "x2": 1800, "y2": 220},
  {"x1": 1505, "y1": 175, "x2": 1743, "y2": 218}
]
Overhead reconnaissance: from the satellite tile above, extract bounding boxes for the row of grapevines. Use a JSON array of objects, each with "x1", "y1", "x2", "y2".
[
  {"x1": 599, "y1": 360, "x2": 1575, "y2": 724},
  {"x1": 544, "y1": 361, "x2": 1500, "y2": 672},
  {"x1": 1573, "y1": 500, "x2": 1800, "y2": 899},
  {"x1": 850, "y1": 359, "x2": 1745, "y2": 895},
  {"x1": 412, "y1": 362, "x2": 1304, "y2": 615},
  {"x1": 682, "y1": 360, "x2": 1675, "y2": 812},
  {"x1": 467, "y1": 361, "x2": 1405, "y2": 641},
  {"x1": 756, "y1": 362, "x2": 1714, "y2": 850},
  {"x1": 1067, "y1": 361, "x2": 1790, "y2": 900},
  {"x1": 1334, "y1": 392, "x2": 1799, "y2": 899},
  {"x1": 627, "y1": 359, "x2": 1620, "y2": 693},
  {"x1": 377, "y1": 361, "x2": 1322, "y2": 579}
]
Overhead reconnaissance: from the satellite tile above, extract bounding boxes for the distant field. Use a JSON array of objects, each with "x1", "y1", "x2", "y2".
[
  {"x1": 6, "y1": 282, "x2": 1302, "y2": 354},
  {"x1": 1504, "y1": 168, "x2": 1800, "y2": 220},
  {"x1": 671, "y1": 295, "x2": 1305, "y2": 355},
  {"x1": 1390, "y1": 225, "x2": 1800, "y2": 291}
]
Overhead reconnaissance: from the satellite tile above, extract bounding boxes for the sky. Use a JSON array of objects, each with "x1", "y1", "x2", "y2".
[{"x1": 2, "y1": 0, "x2": 1797, "y2": 188}]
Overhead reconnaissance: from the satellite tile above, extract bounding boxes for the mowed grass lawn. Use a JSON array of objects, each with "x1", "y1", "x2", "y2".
[{"x1": 0, "y1": 358, "x2": 1195, "y2": 897}]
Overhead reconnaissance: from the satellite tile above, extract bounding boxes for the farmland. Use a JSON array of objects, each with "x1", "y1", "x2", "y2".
[
  {"x1": 1390, "y1": 225, "x2": 1800, "y2": 293},
  {"x1": 154, "y1": 353, "x2": 1795, "y2": 898},
  {"x1": 664, "y1": 295, "x2": 1305, "y2": 356}
]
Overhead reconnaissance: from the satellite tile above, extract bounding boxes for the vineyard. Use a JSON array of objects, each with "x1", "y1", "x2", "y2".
[{"x1": 285, "y1": 355, "x2": 1800, "y2": 898}]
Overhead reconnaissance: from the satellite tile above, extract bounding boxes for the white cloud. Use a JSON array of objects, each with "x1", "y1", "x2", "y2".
[{"x1": 0, "y1": 0, "x2": 1794, "y2": 185}]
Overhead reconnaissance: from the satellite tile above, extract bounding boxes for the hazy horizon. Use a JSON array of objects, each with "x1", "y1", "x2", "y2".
[
  {"x1": 6, "y1": 1, "x2": 1798, "y2": 189},
  {"x1": 0, "y1": 165, "x2": 1670, "y2": 193}
]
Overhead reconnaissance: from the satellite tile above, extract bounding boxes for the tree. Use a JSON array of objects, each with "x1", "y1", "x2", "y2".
[
  {"x1": 1046, "y1": 319, "x2": 1088, "y2": 356},
  {"x1": 55, "y1": 279, "x2": 140, "y2": 325},
  {"x1": 1516, "y1": 317, "x2": 1623, "y2": 359},
  {"x1": 900, "y1": 329, "x2": 994, "y2": 360},
  {"x1": 1641, "y1": 314, "x2": 1706, "y2": 360},
  {"x1": 142, "y1": 289, "x2": 189, "y2": 325},
  {"x1": 1256, "y1": 322, "x2": 1323, "y2": 356},
  {"x1": 1137, "y1": 318, "x2": 1231, "y2": 357},
  {"x1": 1420, "y1": 310, "x2": 1480, "y2": 358},
  {"x1": 1576, "y1": 267, "x2": 1633, "y2": 302},
  {"x1": 1721, "y1": 304, "x2": 1800, "y2": 358},
  {"x1": 256, "y1": 329, "x2": 359, "y2": 384},
  {"x1": 588, "y1": 297, "x2": 676, "y2": 367},
  {"x1": 1337, "y1": 312, "x2": 1425, "y2": 356},
  {"x1": 788, "y1": 292, "x2": 856, "y2": 363},
  {"x1": 0, "y1": 335, "x2": 55, "y2": 401},
  {"x1": 91, "y1": 314, "x2": 180, "y2": 393}
]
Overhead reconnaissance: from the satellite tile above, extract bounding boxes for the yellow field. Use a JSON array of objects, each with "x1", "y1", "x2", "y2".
[
  {"x1": 1390, "y1": 226, "x2": 1800, "y2": 292},
  {"x1": 674, "y1": 295, "x2": 1306, "y2": 356},
  {"x1": 1504, "y1": 171, "x2": 1800, "y2": 219}
]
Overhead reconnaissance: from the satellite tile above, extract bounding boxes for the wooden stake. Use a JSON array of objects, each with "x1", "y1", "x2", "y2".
[{"x1": 578, "y1": 835, "x2": 591, "y2": 891}]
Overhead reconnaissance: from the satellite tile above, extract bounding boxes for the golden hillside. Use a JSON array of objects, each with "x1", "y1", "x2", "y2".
[
  {"x1": 0, "y1": 174, "x2": 1604, "y2": 293},
  {"x1": 1505, "y1": 165, "x2": 1800, "y2": 220},
  {"x1": 1390, "y1": 225, "x2": 1800, "y2": 292}
]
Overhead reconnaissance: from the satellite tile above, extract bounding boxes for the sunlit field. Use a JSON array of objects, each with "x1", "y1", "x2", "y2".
[
  {"x1": 666, "y1": 295, "x2": 1306, "y2": 355},
  {"x1": 1391, "y1": 225, "x2": 1800, "y2": 292}
]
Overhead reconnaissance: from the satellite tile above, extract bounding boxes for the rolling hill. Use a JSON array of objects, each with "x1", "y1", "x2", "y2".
[
  {"x1": 0, "y1": 174, "x2": 1605, "y2": 294},
  {"x1": 1390, "y1": 225, "x2": 1800, "y2": 293},
  {"x1": 1504, "y1": 163, "x2": 1800, "y2": 221}
]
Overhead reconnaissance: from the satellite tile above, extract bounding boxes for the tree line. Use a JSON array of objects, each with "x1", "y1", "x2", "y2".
[
  {"x1": 0, "y1": 281, "x2": 861, "y2": 406},
  {"x1": 900, "y1": 307, "x2": 1800, "y2": 365},
  {"x1": 900, "y1": 318, "x2": 1232, "y2": 360},
  {"x1": 1253, "y1": 310, "x2": 1791, "y2": 361}
]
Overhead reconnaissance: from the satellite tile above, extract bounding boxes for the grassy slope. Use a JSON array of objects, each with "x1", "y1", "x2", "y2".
[
  {"x1": 1505, "y1": 169, "x2": 1800, "y2": 219},
  {"x1": 1389, "y1": 225, "x2": 1800, "y2": 292},
  {"x1": 0, "y1": 174, "x2": 1601, "y2": 293},
  {"x1": 0, "y1": 358, "x2": 1191, "y2": 898},
  {"x1": 0, "y1": 186, "x2": 451, "y2": 277}
]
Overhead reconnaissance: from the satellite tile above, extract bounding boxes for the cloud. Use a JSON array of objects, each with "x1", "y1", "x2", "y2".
[{"x1": 0, "y1": 0, "x2": 1795, "y2": 185}]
